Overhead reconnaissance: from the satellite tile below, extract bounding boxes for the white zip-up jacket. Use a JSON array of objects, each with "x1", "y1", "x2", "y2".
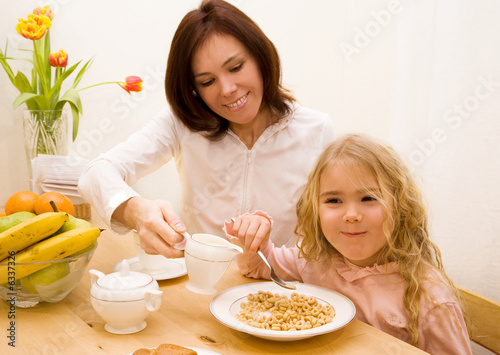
[{"x1": 78, "y1": 104, "x2": 334, "y2": 246}]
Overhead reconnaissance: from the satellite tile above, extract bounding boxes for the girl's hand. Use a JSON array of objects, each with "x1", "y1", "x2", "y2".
[
  {"x1": 232, "y1": 214, "x2": 272, "y2": 254},
  {"x1": 112, "y1": 196, "x2": 186, "y2": 258}
]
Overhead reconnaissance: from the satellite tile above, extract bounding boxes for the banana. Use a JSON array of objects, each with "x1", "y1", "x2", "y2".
[
  {"x1": 0, "y1": 226, "x2": 100, "y2": 283},
  {"x1": 0, "y1": 212, "x2": 69, "y2": 260}
]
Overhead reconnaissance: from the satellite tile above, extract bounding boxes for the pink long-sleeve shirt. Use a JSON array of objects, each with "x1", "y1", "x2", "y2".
[{"x1": 226, "y1": 227, "x2": 471, "y2": 355}]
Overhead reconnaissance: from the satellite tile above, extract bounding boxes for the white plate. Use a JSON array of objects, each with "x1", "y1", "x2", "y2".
[
  {"x1": 114, "y1": 257, "x2": 187, "y2": 280},
  {"x1": 210, "y1": 282, "x2": 356, "y2": 341},
  {"x1": 127, "y1": 347, "x2": 221, "y2": 355}
]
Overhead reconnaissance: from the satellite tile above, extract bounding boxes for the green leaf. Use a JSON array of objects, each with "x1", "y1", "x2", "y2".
[
  {"x1": 0, "y1": 48, "x2": 16, "y2": 85},
  {"x1": 70, "y1": 105, "x2": 80, "y2": 141},
  {"x1": 43, "y1": 31, "x2": 52, "y2": 90},
  {"x1": 14, "y1": 72, "x2": 35, "y2": 93},
  {"x1": 47, "y1": 61, "x2": 81, "y2": 98},
  {"x1": 32, "y1": 39, "x2": 49, "y2": 95},
  {"x1": 72, "y1": 57, "x2": 94, "y2": 88},
  {"x1": 32, "y1": 67, "x2": 38, "y2": 95},
  {"x1": 12, "y1": 93, "x2": 49, "y2": 110},
  {"x1": 13, "y1": 93, "x2": 37, "y2": 109},
  {"x1": 57, "y1": 88, "x2": 83, "y2": 113},
  {"x1": 50, "y1": 85, "x2": 61, "y2": 108},
  {"x1": 54, "y1": 89, "x2": 83, "y2": 141}
]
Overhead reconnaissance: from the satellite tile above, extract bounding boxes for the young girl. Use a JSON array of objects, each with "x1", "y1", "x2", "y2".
[{"x1": 227, "y1": 134, "x2": 471, "y2": 354}]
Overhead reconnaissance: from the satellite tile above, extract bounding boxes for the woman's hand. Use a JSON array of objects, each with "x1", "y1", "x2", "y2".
[
  {"x1": 112, "y1": 196, "x2": 186, "y2": 258},
  {"x1": 231, "y1": 214, "x2": 272, "y2": 254}
]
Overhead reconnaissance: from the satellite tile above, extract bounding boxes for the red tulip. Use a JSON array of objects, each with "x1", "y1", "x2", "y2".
[
  {"x1": 119, "y1": 76, "x2": 143, "y2": 94},
  {"x1": 49, "y1": 50, "x2": 68, "y2": 68}
]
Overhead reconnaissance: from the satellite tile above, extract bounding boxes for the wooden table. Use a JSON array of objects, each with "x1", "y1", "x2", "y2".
[{"x1": 1, "y1": 214, "x2": 428, "y2": 355}]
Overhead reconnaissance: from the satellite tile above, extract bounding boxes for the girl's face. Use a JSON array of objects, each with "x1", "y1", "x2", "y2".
[
  {"x1": 191, "y1": 33, "x2": 265, "y2": 126},
  {"x1": 319, "y1": 163, "x2": 392, "y2": 267}
]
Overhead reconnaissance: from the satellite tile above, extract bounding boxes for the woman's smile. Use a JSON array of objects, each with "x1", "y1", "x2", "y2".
[{"x1": 225, "y1": 92, "x2": 249, "y2": 110}]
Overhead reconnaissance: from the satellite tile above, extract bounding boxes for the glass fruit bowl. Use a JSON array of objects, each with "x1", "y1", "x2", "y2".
[{"x1": 0, "y1": 242, "x2": 96, "y2": 308}]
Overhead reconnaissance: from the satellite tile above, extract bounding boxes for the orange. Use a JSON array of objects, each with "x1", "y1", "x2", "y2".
[
  {"x1": 34, "y1": 191, "x2": 74, "y2": 215},
  {"x1": 4, "y1": 191, "x2": 39, "y2": 215}
]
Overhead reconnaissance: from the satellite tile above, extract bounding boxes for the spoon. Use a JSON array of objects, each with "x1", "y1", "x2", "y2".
[{"x1": 231, "y1": 218, "x2": 296, "y2": 290}]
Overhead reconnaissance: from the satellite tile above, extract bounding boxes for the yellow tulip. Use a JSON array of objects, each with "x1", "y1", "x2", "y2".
[
  {"x1": 16, "y1": 14, "x2": 52, "y2": 40},
  {"x1": 3, "y1": 6, "x2": 141, "y2": 143},
  {"x1": 33, "y1": 6, "x2": 55, "y2": 20}
]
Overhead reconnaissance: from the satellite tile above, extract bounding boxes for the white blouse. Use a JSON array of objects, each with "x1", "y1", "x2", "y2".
[{"x1": 78, "y1": 104, "x2": 334, "y2": 246}]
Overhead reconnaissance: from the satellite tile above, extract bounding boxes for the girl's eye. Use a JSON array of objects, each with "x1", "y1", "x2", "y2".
[
  {"x1": 230, "y1": 63, "x2": 243, "y2": 73},
  {"x1": 325, "y1": 198, "x2": 341, "y2": 204},
  {"x1": 200, "y1": 78, "x2": 214, "y2": 87},
  {"x1": 362, "y1": 195, "x2": 377, "y2": 202}
]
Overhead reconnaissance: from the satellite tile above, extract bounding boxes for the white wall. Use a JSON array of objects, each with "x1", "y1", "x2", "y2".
[
  {"x1": 0, "y1": 0, "x2": 398, "y2": 210},
  {"x1": 1, "y1": 1, "x2": 498, "y2": 342}
]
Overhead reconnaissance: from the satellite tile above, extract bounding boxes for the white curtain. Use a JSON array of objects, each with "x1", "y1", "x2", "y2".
[{"x1": 390, "y1": 0, "x2": 500, "y2": 304}]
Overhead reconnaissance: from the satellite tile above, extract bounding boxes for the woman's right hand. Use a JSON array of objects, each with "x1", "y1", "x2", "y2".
[{"x1": 113, "y1": 196, "x2": 186, "y2": 258}]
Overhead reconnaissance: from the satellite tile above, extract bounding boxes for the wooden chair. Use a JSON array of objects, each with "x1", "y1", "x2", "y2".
[{"x1": 458, "y1": 286, "x2": 500, "y2": 354}]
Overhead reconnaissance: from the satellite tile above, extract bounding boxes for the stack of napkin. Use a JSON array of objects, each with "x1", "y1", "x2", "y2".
[{"x1": 31, "y1": 155, "x2": 91, "y2": 218}]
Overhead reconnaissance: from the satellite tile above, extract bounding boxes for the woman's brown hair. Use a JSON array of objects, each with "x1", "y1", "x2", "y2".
[{"x1": 165, "y1": 0, "x2": 295, "y2": 140}]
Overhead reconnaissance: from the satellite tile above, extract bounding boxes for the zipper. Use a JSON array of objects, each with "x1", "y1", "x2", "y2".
[{"x1": 241, "y1": 150, "x2": 252, "y2": 213}]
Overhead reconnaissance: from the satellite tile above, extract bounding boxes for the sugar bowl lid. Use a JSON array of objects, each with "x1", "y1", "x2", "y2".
[{"x1": 90, "y1": 260, "x2": 159, "y2": 301}]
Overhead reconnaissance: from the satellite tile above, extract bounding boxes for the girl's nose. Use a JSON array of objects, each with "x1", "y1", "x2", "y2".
[{"x1": 343, "y1": 205, "x2": 362, "y2": 223}]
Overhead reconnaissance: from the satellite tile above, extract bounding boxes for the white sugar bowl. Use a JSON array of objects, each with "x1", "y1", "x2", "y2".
[{"x1": 89, "y1": 260, "x2": 163, "y2": 334}]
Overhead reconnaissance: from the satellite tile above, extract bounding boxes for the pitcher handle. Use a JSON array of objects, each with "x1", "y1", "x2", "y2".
[
  {"x1": 89, "y1": 269, "x2": 105, "y2": 286},
  {"x1": 145, "y1": 289, "x2": 163, "y2": 312}
]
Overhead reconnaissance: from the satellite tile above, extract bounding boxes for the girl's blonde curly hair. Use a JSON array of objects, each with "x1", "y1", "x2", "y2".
[{"x1": 295, "y1": 133, "x2": 461, "y2": 346}]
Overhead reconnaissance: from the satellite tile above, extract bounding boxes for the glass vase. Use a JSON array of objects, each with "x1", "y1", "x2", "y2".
[{"x1": 23, "y1": 110, "x2": 69, "y2": 162}]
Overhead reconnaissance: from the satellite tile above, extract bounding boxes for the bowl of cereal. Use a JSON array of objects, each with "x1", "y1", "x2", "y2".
[{"x1": 209, "y1": 282, "x2": 356, "y2": 341}]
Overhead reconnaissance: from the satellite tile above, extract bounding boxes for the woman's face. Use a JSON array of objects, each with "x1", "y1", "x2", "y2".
[
  {"x1": 191, "y1": 34, "x2": 265, "y2": 126},
  {"x1": 318, "y1": 164, "x2": 392, "y2": 267}
]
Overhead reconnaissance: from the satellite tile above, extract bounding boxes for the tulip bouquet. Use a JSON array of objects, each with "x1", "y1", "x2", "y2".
[{"x1": 0, "y1": 5, "x2": 142, "y2": 146}]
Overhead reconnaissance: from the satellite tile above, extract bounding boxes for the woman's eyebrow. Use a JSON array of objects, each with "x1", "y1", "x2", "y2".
[
  {"x1": 194, "y1": 53, "x2": 243, "y2": 78},
  {"x1": 222, "y1": 52, "x2": 242, "y2": 67}
]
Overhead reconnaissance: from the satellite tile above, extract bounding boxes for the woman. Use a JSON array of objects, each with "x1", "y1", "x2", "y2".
[{"x1": 78, "y1": 0, "x2": 334, "y2": 258}]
